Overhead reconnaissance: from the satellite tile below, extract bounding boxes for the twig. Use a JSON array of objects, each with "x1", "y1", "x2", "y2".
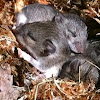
[
  {"x1": 90, "y1": 7, "x2": 100, "y2": 17},
  {"x1": 96, "y1": 33, "x2": 100, "y2": 35},
  {"x1": 93, "y1": 18, "x2": 100, "y2": 24},
  {"x1": 34, "y1": 79, "x2": 53, "y2": 100},
  {"x1": 79, "y1": 65, "x2": 81, "y2": 83},
  {"x1": 54, "y1": 79, "x2": 69, "y2": 96},
  {"x1": 86, "y1": 60, "x2": 100, "y2": 71}
]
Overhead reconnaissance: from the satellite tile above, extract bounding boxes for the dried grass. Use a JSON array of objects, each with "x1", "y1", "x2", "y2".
[
  {"x1": 0, "y1": 0, "x2": 100, "y2": 100},
  {"x1": 24, "y1": 78, "x2": 100, "y2": 100}
]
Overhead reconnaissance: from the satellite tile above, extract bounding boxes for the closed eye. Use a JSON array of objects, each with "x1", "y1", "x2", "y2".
[
  {"x1": 27, "y1": 31, "x2": 36, "y2": 41},
  {"x1": 68, "y1": 29, "x2": 76, "y2": 37}
]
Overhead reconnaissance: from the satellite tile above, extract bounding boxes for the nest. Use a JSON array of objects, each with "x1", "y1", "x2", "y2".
[{"x1": 0, "y1": 0, "x2": 100, "y2": 100}]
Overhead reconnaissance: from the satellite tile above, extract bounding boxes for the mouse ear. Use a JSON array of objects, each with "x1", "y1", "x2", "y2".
[
  {"x1": 42, "y1": 39, "x2": 56, "y2": 56},
  {"x1": 53, "y1": 13, "x2": 65, "y2": 24}
]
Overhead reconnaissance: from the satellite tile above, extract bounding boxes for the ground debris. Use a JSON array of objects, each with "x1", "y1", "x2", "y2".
[
  {"x1": 22, "y1": 78, "x2": 100, "y2": 100},
  {"x1": 0, "y1": 0, "x2": 100, "y2": 100},
  {"x1": 0, "y1": 26, "x2": 17, "y2": 52},
  {"x1": 0, "y1": 63, "x2": 21, "y2": 100}
]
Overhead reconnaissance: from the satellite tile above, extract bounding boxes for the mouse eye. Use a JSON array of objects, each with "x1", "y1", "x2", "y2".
[
  {"x1": 68, "y1": 29, "x2": 76, "y2": 37},
  {"x1": 27, "y1": 31, "x2": 36, "y2": 41},
  {"x1": 40, "y1": 39, "x2": 56, "y2": 56},
  {"x1": 44, "y1": 39, "x2": 56, "y2": 53},
  {"x1": 24, "y1": 31, "x2": 36, "y2": 45}
]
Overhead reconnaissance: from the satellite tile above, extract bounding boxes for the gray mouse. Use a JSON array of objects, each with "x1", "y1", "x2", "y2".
[
  {"x1": 58, "y1": 40, "x2": 100, "y2": 84},
  {"x1": 14, "y1": 21, "x2": 71, "y2": 78},
  {"x1": 16, "y1": 3, "x2": 58, "y2": 27},
  {"x1": 58, "y1": 55, "x2": 99, "y2": 84},
  {"x1": 16, "y1": 3, "x2": 88, "y2": 55},
  {"x1": 84, "y1": 40, "x2": 100, "y2": 65},
  {"x1": 55, "y1": 13, "x2": 88, "y2": 54}
]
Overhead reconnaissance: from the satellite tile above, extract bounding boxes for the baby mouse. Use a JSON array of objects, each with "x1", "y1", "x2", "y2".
[
  {"x1": 83, "y1": 40, "x2": 100, "y2": 66},
  {"x1": 16, "y1": 3, "x2": 58, "y2": 27},
  {"x1": 14, "y1": 21, "x2": 71, "y2": 78},
  {"x1": 55, "y1": 13, "x2": 88, "y2": 54},
  {"x1": 16, "y1": 3, "x2": 87, "y2": 55},
  {"x1": 58, "y1": 55, "x2": 99, "y2": 84},
  {"x1": 58, "y1": 40, "x2": 100, "y2": 84}
]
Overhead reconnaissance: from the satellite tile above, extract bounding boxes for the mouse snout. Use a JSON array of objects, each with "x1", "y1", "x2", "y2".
[{"x1": 74, "y1": 41, "x2": 85, "y2": 53}]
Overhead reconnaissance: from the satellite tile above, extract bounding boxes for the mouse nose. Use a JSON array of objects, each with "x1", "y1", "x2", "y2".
[{"x1": 74, "y1": 42, "x2": 84, "y2": 53}]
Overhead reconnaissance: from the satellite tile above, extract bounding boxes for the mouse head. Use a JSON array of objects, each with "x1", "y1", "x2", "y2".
[
  {"x1": 15, "y1": 21, "x2": 70, "y2": 72},
  {"x1": 55, "y1": 13, "x2": 88, "y2": 54},
  {"x1": 14, "y1": 21, "x2": 71, "y2": 78}
]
